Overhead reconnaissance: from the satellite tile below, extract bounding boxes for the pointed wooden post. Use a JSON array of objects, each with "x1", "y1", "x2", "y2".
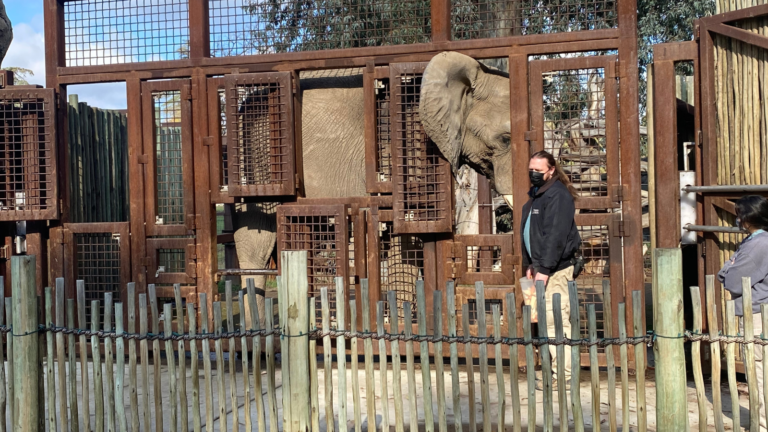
[{"x1": 652, "y1": 248, "x2": 688, "y2": 430}]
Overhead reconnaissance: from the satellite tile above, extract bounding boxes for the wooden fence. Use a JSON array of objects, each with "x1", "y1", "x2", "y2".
[
  {"x1": 0, "y1": 250, "x2": 764, "y2": 431},
  {"x1": 67, "y1": 95, "x2": 129, "y2": 223}
]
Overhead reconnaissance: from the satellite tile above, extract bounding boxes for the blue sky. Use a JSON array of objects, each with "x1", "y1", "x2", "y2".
[{"x1": 3, "y1": 0, "x2": 127, "y2": 108}]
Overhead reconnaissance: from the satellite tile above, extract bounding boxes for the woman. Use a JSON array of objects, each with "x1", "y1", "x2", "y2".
[
  {"x1": 521, "y1": 150, "x2": 581, "y2": 389},
  {"x1": 718, "y1": 195, "x2": 768, "y2": 431}
]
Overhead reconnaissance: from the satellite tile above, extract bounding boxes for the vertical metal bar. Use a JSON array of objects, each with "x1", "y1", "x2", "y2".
[
  {"x1": 652, "y1": 60, "x2": 680, "y2": 248},
  {"x1": 188, "y1": 0, "x2": 210, "y2": 59}
]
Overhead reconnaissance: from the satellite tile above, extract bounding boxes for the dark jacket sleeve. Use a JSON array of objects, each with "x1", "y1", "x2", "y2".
[
  {"x1": 536, "y1": 189, "x2": 576, "y2": 276},
  {"x1": 521, "y1": 201, "x2": 532, "y2": 269}
]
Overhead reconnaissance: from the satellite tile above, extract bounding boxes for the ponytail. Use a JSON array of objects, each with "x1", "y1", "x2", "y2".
[{"x1": 531, "y1": 150, "x2": 579, "y2": 201}]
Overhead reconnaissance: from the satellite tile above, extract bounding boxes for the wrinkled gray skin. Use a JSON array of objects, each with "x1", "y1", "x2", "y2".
[
  {"x1": 0, "y1": 2, "x2": 12, "y2": 65},
  {"x1": 233, "y1": 54, "x2": 513, "y2": 309}
]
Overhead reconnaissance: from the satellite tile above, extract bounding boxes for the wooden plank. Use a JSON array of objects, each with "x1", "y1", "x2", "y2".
[
  {"x1": 45, "y1": 288, "x2": 55, "y2": 432},
  {"x1": 632, "y1": 291, "x2": 647, "y2": 432},
  {"x1": 201, "y1": 293, "x2": 215, "y2": 432},
  {"x1": 240, "y1": 290, "x2": 252, "y2": 432},
  {"x1": 10, "y1": 257, "x2": 38, "y2": 432},
  {"x1": 76, "y1": 280, "x2": 92, "y2": 432},
  {"x1": 214, "y1": 302, "x2": 227, "y2": 431},
  {"x1": 246, "y1": 279, "x2": 266, "y2": 432},
  {"x1": 104, "y1": 293, "x2": 115, "y2": 432},
  {"x1": 475, "y1": 282, "x2": 492, "y2": 432},
  {"x1": 323, "y1": 288, "x2": 337, "y2": 432},
  {"x1": 67, "y1": 299, "x2": 79, "y2": 432},
  {"x1": 150, "y1": 278, "x2": 164, "y2": 430},
  {"x1": 506, "y1": 293, "x2": 521, "y2": 432},
  {"x1": 725, "y1": 301, "x2": 740, "y2": 432},
  {"x1": 492, "y1": 305, "x2": 505, "y2": 432},
  {"x1": 337, "y1": 278, "x2": 349, "y2": 432},
  {"x1": 265, "y1": 298, "x2": 279, "y2": 432},
  {"x1": 90, "y1": 299, "x2": 104, "y2": 432},
  {"x1": 689, "y1": 286, "x2": 707, "y2": 432},
  {"x1": 618, "y1": 303, "x2": 629, "y2": 432},
  {"x1": 462, "y1": 304, "x2": 477, "y2": 432},
  {"x1": 706, "y1": 276, "x2": 725, "y2": 432},
  {"x1": 309, "y1": 299, "x2": 320, "y2": 432},
  {"x1": 188, "y1": 302, "x2": 202, "y2": 432},
  {"x1": 741, "y1": 277, "x2": 759, "y2": 431},
  {"x1": 588, "y1": 305, "x2": 601, "y2": 431},
  {"x1": 165, "y1": 303, "x2": 179, "y2": 431},
  {"x1": 115, "y1": 303, "x2": 128, "y2": 432},
  {"x1": 175, "y1": 284, "x2": 189, "y2": 431},
  {"x1": 360, "y1": 280, "x2": 375, "y2": 432},
  {"x1": 434, "y1": 290, "x2": 448, "y2": 432},
  {"x1": 447, "y1": 284, "x2": 463, "y2": 432},
  {"x1": 417, "y1": 281, "x2": 434, "y2": 432},
  {"x1": 552, "y1": 294, "x2": 567, "y2": 432},
  {"x1": 387, "y1": 291, "x2": 404, "y2": 432},
  {"x1": 350, "y1": 300, "x2": 362, "y2": 432},
  {"x1": 56, "y1": 278, "x2": 68, "y2": 430},
  {"x1": 127, "y1": 284, "x2": 138, "y2": 432},
  {"x1": 376, "y1": 301, "x2": 389, "y2": 432},
  {"x1": 568, "y1": 281, "x2": 584, "y2": 431},
  {"x1": 0, "y1": 288, "x2": 5, "y2": 431},
  {"x1": 139, "y1": 294, "x2": 151, "y2": 432},
  {"x1": 535, "y1": 281, "x2": 553, "y2": 431},
  {"x1": 602, "y1": 281, "x2": 616, "y2": 432},
  {"x1": 523, "y1": 306, "x2": 536, "y2": 432},
  {"x1": 226, "y1": 282, "x2": 238, "y2": 430},
  {"x1": 404, "y1": 302, "x2": 419, "y2": 432}
]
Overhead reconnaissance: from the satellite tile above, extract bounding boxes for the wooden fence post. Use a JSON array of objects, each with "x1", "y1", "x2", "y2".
[
  {"x1": 11, "y1": 255, "x2": 39, "y2": 432},
  {"x1": 282, "y1": 251, "x2": 310, "y2": 431},
  {"x1": 652, "y1": 248, "x2": 688, "y2": 430}
]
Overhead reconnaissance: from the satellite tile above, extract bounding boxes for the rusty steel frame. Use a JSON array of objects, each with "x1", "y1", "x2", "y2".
[{"x1": 42, "y1": 0, "x2": 644, "y2": 338}]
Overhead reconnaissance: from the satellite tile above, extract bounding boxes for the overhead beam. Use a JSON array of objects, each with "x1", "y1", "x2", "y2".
[{"x1": 700, "y1": 3, "x2": 768, "y2": 25}]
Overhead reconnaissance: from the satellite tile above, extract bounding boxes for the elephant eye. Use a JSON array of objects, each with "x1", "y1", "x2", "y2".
[{"x1": 501, "y1": 134, "x2": 511, "y2": 147}]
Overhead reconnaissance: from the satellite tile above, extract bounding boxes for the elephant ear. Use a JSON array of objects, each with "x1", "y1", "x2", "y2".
[{"x1": 419, "y1": 52, "x2": 485, "y2": 172}]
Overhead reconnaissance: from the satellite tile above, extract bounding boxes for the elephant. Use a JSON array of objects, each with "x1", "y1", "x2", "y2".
[{"x1": 230, "y1": 53, "x2": 514, "y2": 319}]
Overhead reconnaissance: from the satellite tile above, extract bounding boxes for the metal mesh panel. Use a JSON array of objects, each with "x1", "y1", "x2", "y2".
[
  {"x1": 379, "y1": 221, "x2": 423, "y2": 319},
  {"x1": 153, "y1": 91, "x2": 184, "y2": 225},
  {"x1": 0, "y1": 95, "x2": 55, "y2": 215},
  {"x1": 542, "y1": 68, "x2": 609, "y2": 199},
  {"x1": 208, "y1": 0, "x2": 431, "y2": 56},
  {"x1": 375, "y1": 78, "x2": 392, "y2": 183},
  {"x1": 278, "y1": 208, "x2": 346, "y2": 325},
  {"x1": 451, "y1": 0, "x2": 617, "y2": 40},
  {"x1": 467, "y1": 299, "x2": 503, "y2": 325},
  {"x1": 64, "y1": 0, "x2": 190, "y2": 67},
  {"x1": 392, "y1": 67, "x2": 451, "y2": 230},
  {"x1": 227, "y1": 75, "x2": 292, "y2": 192},
  {"x1": 576, "y1": 225, "x2": 610, "y2": 350},
  {"x1": 75, "y1": 233, "x2": 121, "y2": 326},
  {"x1": 466, "y1": 245, "x2": 502, "y2": 273},
  {"x1": 158, "y1": 248, "x2": 186, "y2": 273}
]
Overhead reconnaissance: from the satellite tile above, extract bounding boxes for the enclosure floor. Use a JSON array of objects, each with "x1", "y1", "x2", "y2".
[{"x1": 37, "y1": 355, "x2": 751, "y2": 432}]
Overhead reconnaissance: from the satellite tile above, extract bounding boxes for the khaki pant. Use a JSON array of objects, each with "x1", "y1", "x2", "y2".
[
  {"x1": 749, "y1": 314, "x2": 767, "y2": 431},
  {"x1": 545, "y1": 266, "x2": 574, "y2": 382}
]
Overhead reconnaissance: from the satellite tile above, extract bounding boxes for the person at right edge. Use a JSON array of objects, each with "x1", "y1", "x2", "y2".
[
  {"x1": 718, "y1": 195, "x2": 768, "y2": 432},
  {"x1": 521, "y1": 150, "x2": 582, "y2": 390}
]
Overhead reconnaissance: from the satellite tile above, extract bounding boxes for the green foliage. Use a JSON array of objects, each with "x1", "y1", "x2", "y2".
[
  {"x1": 637, "y1": 0, "x2": 715, "y2": 113},
  {"x1": 2, "y1": 67, "x2": 32, "y2": 85}
]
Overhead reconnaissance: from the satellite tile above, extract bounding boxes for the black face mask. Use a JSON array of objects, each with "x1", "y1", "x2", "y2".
[{"x1": 529, "y1": 170, "x2": 547, "y2": 188}]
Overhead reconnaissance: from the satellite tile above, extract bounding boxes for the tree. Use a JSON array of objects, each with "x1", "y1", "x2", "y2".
[{"x1": 1, "y1": 67, "x2": 32, "y2": 85}]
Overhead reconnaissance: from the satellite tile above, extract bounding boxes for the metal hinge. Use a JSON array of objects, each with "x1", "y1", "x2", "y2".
[
  {"x1": 698, "y1": 130, "x2": 703, "y2": 147},
  {"x1": 611, "y1": 185, "x2": 626, "y2": 203},
  {"x1": 191, "y1": 83, "x2": 199, "y2": 101},
  {"x1": 186, "y1": 243, "x2": 198, "y2": 261},
  {"x1": 185, "y1": 214, "x2": 196, "y2": 231},
  {"x1": 137, "y1": 154, "x2": 149, "y2": 165},
  {"x1": 614, "y1": 61, "x2": 622, "y2": 79},
  {"x1": 203, "y1": 136, "x2": 214, "y2": 146},
  {"x1": 612, "y1": 219, "x2": 629, "y2": 238},
  {"x1": 183, "y1": 84, "x2": 192, "y2": 100},
  {"x1": 524, "y1": 131, "x2": 535, "y2": 141},
  {"x1": 0, "y1": 245, "x2": 8, "y2": 260},
  {"x1": 292, "y1": 77, "x2": 299, "y2": 95},
  {"x1": 195, "y1": 214, "x2": 203, "y2": 231},
  {"x1": 140, "y1": 257, "x2": 152, "y2": 267},
  {"x1": 695, "y1": 25, "x2": 701, "y2": 40}
]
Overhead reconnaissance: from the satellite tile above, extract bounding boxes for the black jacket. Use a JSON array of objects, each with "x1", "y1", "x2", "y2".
[{"x1": 520, "y1": 178, "x2": 581, "y2": 276}]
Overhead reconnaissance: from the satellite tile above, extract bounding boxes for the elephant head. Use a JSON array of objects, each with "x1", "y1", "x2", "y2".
[{"x1": 419, "y1": 52, "x2": 513, "y2": 207}]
